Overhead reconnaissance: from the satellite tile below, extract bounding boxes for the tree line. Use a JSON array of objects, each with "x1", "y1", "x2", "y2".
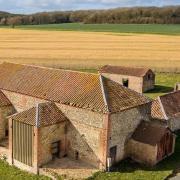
[{"x1": 0, "y1": 6, "x2": 180, "y2": 26}]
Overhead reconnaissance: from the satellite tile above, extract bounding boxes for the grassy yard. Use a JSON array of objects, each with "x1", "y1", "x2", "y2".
[
  {"x1": 145, "y1": 73, "x2": 180, "y2": 99},
  {"x1": 9, "y1": 23, "x2": 180, "y2": 35},
  {"x1": 0, "y1": 160, "x2": 50, "y2": 180},
  {"x1": 89, "y1": 131, "x2": 180, "y2": 180}
]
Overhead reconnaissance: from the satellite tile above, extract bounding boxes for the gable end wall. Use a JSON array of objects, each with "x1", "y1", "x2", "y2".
[{"x1": 109, "y1": 103, "x2": 151, "y2": 163}]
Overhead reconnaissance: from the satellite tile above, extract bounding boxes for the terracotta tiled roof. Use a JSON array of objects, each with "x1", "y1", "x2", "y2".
[
  {"x1": 0, "y1": 63, "x2": 150, "y2": 113},
  {"x1": 160, "y1": 91, "x2": 180, "y2": 118},
  {"x1": 99, "y1": 65, "x2": 153, "y2": 77},
  {"x1": 10, "y1": 102, "x2": 67, "y2": 127},
  {"x1": 102, "y1": 77, "x2": 150, "y2": 113},
  {"x1": 132, "y1": 121, "x2": 169, "y2": 146},
  {"x1": 151, "y1": 91, "x2": 180, "y2": 120},
  {"x1": 151, "y1": 99, "x2": 165, "y2": 120},
  {"x1": 0, "y1": 90, "x2": 12, "y2": 107}
]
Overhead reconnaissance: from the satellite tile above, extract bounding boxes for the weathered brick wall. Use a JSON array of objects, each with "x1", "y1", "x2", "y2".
[
  {"x1": 38, "y1": 122, "x2": 66, "y2": 166},
  {"x1": 168, "y1": 117, "x2": 180, "y2": 131},
  {"x1": 0, "y1": 106, "x2": 15, "y2": 140},
  {"x1": 126, "y1": 139, "x2": 157, "y2": 166},
  {"x1": 143, "y1": 73, "x2": 155, "y2": 92},
  {"x1": 109, "y1": 104, "x2": 151, "y2": 163},
  {"x1": 102, "y1": 73, "x2": 143, "y2": 93},
  {"x1": 56, "y1": 103, "x2": 107, "y2": 169},
  {"x1": 2, "y1": 90, "x2": 47, "y2": 112}
]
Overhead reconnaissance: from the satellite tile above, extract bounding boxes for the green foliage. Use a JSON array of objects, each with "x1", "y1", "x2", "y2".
[
  {"x1": 15, "y1": 23, "x2": 180, "y2": 35},
  {"x1": 1, "y1": 6, "x2": 180, "y2": 25},
  {"x1": 0, "y1": 160, "x2": 50, "y2": 180},
  {"x1": 145, "y1": 73, "x2": 180, "y2": 99}
]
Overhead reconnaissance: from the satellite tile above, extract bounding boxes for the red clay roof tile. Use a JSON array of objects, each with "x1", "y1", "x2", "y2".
[
  {"x1": 11, "y1": 102, "x2": 67, "y2": 127},
  {"x1": 99, "y1": 65, "x2": 153, "y2": 77},
  {"x1": 0, "y1": 63, "x2": 150, "y2": 113}
]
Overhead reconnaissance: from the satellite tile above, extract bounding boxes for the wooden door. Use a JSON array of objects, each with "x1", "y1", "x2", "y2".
[
  {"x1": 12, "y1": 120, "x2": 33, "y2": 166},
  {"x1": 51, "y1": 141, "x2": 60, "y2": 158},
  {"x1": 157, "y1": 131, "x2": 173, "y2": 161}
]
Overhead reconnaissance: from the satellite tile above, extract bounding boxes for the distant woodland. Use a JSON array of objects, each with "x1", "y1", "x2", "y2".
[{"x1": 0, "y1": 6, "x2": 180, "y2": 26}]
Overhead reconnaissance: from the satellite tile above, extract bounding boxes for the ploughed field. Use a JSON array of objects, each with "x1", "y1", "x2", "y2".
[{"x1": 0, "y1": 28, "x2": 180, "y2": 72}]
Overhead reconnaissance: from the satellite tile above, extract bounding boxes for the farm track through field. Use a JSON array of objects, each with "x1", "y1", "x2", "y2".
[{"x1": 0, "y1": 29, "x2": 180, "y2": 72}]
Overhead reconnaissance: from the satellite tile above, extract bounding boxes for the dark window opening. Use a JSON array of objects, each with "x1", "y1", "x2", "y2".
[
  {"x1": 176, "y1": 85, "x2": 178, "y2": 91},
  {"x1": 110, "y1": 146, "x2": 117, "y2": 164},
  {"x1": 147, "y1": 74, "x2": 152, "y2": 80},
  {"x1": 5, "y1": 129, "x2": 8, "y2": 137},
  {"x1": 51, "y1": 141, "x2": 60, "y2": 159},
  {"x1": 75, "y1": 151, "x2": 79, "y2": 160},
  {"x1": 122, "y1": 79, "x2": 129, "y2": 87}
]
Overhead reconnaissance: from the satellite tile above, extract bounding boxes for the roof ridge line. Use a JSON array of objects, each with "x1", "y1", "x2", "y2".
[
  {"x1": 99, "y1": 74, "x2": 110, "y2": 112},
  {"x1": 2, "y1": 62, "x2": 98, "y2": 76},
  {"x1": 157, "y1": 97, "x2": 168, "y2": 120}
]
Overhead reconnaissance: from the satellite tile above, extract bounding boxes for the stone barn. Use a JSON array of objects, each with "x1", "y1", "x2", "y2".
[
  {"x1": 0, "y1": 62, "x2": 175, "y2": 174},
  {"x1": 175, "y1": 83, "x2": 180, "y2": 91},
  {"x1": 99, "y1": 65, "x2": 155, "y2": 93},
  {"x1": 151, "y1": 91, "x2": 180, "y2": 131},
  {"x1": 127, "y1": 121, "x2": 176, "y2": 166}
]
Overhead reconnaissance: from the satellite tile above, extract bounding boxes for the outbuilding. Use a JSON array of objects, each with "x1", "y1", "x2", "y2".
[
  {"x1": 8, "y1": 102, "x2": 67, "y2": 173},
  {"x1": 151, "y1": 91, "x2": 180, "y2": 131},
  {"x1": 127, "y1": 121, "x2": 176, "y2": 166},
  {"x1": 99, "y1": 65, "x2": 155, "y2": 93}
]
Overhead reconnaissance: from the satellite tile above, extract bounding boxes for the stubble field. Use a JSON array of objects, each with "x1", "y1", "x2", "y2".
[{"x1": 0, "y1": 28, "x2": 180, "y2": 72}]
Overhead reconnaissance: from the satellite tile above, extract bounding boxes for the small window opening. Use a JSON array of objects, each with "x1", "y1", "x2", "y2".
[
  {"x1": 75, "y1": 151, "x2": 79, "y2": 160},
  {"x1": 176, "y1": 85, "x2": 178, "y2": 91},
  {"x1": 5, "y1": 130, "x2": 8, "y2": 137},
  {"x1": 122, "y1": 78, "x2": 129, "y2": 87},
  {"x1": 147, "y1": 74, "x2": 152, "y2": 80},
  {"x1": 51, "y1": 141, "x2": 60, "y2": 159}
]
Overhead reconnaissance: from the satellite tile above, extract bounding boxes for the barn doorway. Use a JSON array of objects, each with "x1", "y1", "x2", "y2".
[
  {"x1": 51, "y1": 141, "x2": 61, "y2": 159},
  {"x1": 122, "y1": 79, "x2": 129, "y2": 88},
  {"x1": 12, "y1": 120, "x2": 33, "y2": 166},
  {"x1": 157, "y1": 131, "x2": 174, "y2": 161},
  {"x1": 110, "y1": 146, "x2": 117, "y2": 165}
]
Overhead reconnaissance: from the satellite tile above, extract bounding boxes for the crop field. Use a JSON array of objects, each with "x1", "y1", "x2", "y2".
[
  {"x1": 15, "y1": 23, "x2": 180, "y2": 35},
  {"x1": 0, "y1": 28, "x2": 180, "y2": 72}
]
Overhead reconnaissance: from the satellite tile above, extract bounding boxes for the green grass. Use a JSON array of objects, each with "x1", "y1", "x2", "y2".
[
  {"x1": 145, "y1": 73, "x2": 180, "y2": 99},
  {"x1": 89, "y1": 131, "x2": 180, "y2": 180},
  {"x1": 3, "y1": 23, "x2": 180, "y2": 35},
  {"x1": 0, "y1": 160, "x2": 50, "y2": 180}
]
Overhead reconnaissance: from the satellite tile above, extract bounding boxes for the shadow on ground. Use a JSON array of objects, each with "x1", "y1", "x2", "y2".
[
  {"x1": 146, "y1": 85, "x2": 174, "y2": 94},
  {"x1": 107, "y1": 131, "x2": 180, "y2": 179}
]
